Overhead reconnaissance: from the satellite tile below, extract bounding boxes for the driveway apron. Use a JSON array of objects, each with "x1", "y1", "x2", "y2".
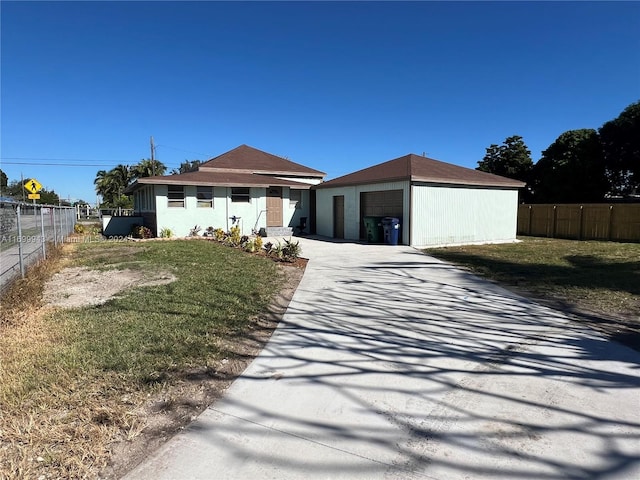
[{"x1": 125, "y1": 237, "x2": 640, "y2": 480}]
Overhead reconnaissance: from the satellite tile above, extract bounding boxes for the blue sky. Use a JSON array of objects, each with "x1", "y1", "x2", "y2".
[{"x1": 1, "y1": 1, "x2": 639, "y2": 203}]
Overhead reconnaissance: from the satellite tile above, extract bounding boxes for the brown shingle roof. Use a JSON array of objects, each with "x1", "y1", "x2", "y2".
[
  {"x1": 124, "y1": 170, "x2": 313, "y2": 194},
  {"x1": 315, "y1": 154, "x2": 525, "y2": 189},
  {"x1": 200, "y1": 145, "x2": 326, "y2": 177}
]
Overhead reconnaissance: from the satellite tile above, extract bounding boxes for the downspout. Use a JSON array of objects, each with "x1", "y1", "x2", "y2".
[
  {"x1": 408, "y1": 183, "x2": 413, "y2": 247},
  {"x1": 225, "y1": 187, "x2": 230, "y2": 231}
]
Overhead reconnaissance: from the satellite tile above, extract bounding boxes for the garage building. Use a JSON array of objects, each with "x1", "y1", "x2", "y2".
[{"x1": 313, "y1": 153, "x2": 525, "y2": 248}]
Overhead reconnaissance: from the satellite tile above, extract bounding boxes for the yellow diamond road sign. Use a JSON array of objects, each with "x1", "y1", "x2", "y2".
[{"x1": 24, "y1": 178, "x2": 43, "y2": 194}]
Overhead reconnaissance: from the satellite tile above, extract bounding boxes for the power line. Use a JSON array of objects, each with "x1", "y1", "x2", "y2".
[
  {"x1": 2, "y1": 161, "x2": 126, "y2": 167},
  {"x1": 1, "y1": 160, "x2": 184, "y2": 168},
  {"x1": 156, "y1": 144, "x2": 214, "y2": 158},
  {"x1": 0, "y1": 157, "x2": 124, "y2": 163}
]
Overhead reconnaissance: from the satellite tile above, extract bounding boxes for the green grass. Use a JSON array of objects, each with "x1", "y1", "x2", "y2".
[
  {"x1": 52, "y1": 240, "x2": 282, "y2": 386},
  {"x1": 424, "y1": 237, "x2": 640, "y2": 322}
]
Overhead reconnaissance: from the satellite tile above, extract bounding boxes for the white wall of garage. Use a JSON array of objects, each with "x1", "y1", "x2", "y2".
[
  {"x1": 410, "y1": 184, "x2": 519, "y2": 247},
  {"x1": 315, "y1": 181, "x2": 410, "y2": 243}
]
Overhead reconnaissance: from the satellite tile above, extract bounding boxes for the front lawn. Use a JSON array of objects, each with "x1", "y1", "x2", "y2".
[{"x1": 0, "y1": 239, "x2": 285, "y2": 479}]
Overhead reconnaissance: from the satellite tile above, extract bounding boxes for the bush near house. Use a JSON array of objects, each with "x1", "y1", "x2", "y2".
[{"x1": 203, "y1": 225, "x2": 301, "y2": 263}]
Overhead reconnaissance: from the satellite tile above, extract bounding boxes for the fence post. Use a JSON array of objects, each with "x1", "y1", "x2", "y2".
[
  {"x1": 608, "y1": 205, "x2": 614, "y2": 241},
  {"x1": 52, "y1": 208, "x2": 58, "y2": 246},
  {"x1": 40, "y1": 207, "x2": 46, "y2": 259},
  {"x1": 16, "y1": 205, "x2": 25, "y2": 278},
  {"x1": 62, "y1": 207, "x2": 68, "y2": 241},
  {"x1": 579, "y1": 205, "x2": 584, "y2": 240},
  {"x1": 552, "y1": 205, "x2": 557, "y2": 238},
  {"x1": 528, "y1": 205, "x2": 532, "y2": 235}
]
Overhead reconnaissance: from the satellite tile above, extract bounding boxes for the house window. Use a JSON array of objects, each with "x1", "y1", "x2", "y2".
[
  {"x1": 231, "y1": 187, "x2": 250, "y2": 203},
  {"x1": 196, "y1": 186, "x2": 214, "y2": 208},
  {"x1": 167, "y1": 185, "x2": 185, "y2": 208},
  {"x1": 290, "y1": 189, "x2": 302, "y2": 208}
]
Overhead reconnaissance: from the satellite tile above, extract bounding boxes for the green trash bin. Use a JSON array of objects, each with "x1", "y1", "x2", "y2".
[{"x1": 363, "y1": 216, "x2": 383, "y2": 243}]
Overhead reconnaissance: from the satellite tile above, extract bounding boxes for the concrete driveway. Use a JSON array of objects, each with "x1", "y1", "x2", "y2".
[{"x1": 125, "y1": 237, "x2": 640, "y2": 480}]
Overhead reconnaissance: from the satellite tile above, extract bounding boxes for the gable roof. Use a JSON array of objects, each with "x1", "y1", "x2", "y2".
[
  {"x1": 315, "y1": 154, "x2": 526, "y2": 189},
  {"x1": 124, "y1": 145, "x2": 325, "y2": 194},
  {"x1": 199, "y1": 144, "x2": 326, "y2": 177}
]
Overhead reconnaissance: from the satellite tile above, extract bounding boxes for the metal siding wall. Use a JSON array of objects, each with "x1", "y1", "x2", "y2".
[{"x1": 411, "y1": 186, "x2": 518, "y2": 247}]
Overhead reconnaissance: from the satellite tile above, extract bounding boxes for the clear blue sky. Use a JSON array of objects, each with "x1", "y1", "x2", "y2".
[{"x1": 1, "y1": 1, "x2": 639, "y2": 204}]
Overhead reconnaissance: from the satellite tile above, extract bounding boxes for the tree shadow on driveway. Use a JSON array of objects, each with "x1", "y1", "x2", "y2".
[{"x1": 127, "y1": 246, "x2": 640, "y2": 480}]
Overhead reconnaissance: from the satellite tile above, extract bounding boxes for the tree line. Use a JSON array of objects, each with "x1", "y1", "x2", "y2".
[{"x1": 477, "y1": 100, "x2": 639, "y2": 203}]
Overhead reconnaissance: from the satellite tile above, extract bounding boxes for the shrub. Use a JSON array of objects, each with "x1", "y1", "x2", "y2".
[
  {"x1": 213, "y1": 228, "x2": 226, "y2": 242},
  {"x1": 74, "y1": 223, "x2": 85, "y2": 234},
  {"x1": 254, "y1": 235, "x2": 263, "y2": 250},
  {"x1": 189, "y1": 225, "x2": 202, "y2": 237},
  {"x1": 131, "y1": 225, "x2": 153, "y2": 239},
  {"x1": 244, "y1": 239, "x2": 257, "y2": 253},
  {"x1": 203, "y1": 226, "x2": 215, "y2": 237},
  {"x1": 159, "y1": 227, "x2": 173, "y2": 238},
  {"x1": 282, "y1": 238, "x2": 301, "y2": 262},
  {"x1": 224, "y1": 225, "x2": 241, "y2": 247}
]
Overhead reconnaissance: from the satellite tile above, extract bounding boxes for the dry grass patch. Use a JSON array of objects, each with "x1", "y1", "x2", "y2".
[{"x1": 0, "y1": 237, "x2": 300, "y2": 479}]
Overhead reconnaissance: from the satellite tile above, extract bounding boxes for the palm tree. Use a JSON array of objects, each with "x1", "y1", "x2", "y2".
[
  {"x1": 94, "y1": 169, "x2": 114, "y2": 205},
  {"x1": 132, "y1": 158, "x2": 166, "y2": 179},
  {"x1": 94, "y1": 165, "x2": 133, "y2": 207}
]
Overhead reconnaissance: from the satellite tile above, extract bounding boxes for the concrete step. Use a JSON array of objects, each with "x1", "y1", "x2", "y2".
[{"x1": 265, "y1": 227, "x2": 294, "y2": 237}]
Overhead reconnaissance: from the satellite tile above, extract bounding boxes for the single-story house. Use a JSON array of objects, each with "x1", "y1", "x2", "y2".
[
  {"x1": 313, "y1": 153, "x2": 525, "y2": 248},
  {"x1": 124, "y1": 145, "x2": 326, "y2": 237}
]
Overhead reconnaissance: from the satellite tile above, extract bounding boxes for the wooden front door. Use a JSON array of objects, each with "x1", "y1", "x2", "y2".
[
  {"x1": 333, "y1": 195, "x2": 345, "y2": 239},
  {"x1": 266, "y1": 187, "x2": 283, "y2": 227}
]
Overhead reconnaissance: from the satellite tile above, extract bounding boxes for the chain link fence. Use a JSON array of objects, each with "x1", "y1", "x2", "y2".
[{"x1": 0, "y1": 201, "x2": 76, "y2": 293}]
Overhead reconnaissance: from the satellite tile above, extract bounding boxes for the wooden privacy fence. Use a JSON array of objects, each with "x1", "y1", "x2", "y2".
[{"x1": 518, "y1": 203, "x2": 640, "y2": 243}]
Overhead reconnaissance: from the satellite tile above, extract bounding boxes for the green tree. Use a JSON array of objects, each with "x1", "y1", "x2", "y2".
[
  {"x1": 132, "y1": 158, "x2": 167, "y2": 178},
  {"x1": 530, "y1": 129, "x2": 608, "y2": 203},
  {"x1": 599, "y1": 100, "x2": 640, "y2": 196},
  {"x1": 94, "y1": 165, "x2": 133, "y2": 207},
  {"x1": 38, "y1": 188, "x2": 60, "y2": 205},
  {"x1": 0, "y1": 169, "x2": 7, "y2": 196},
  {"x1": 171, "y1": 160, "x2": 202, "y2": 175},
  {"x1": 4, "y1": 180, "x2": 25, "y2": 200},
  {"x1": 477, "y1": 135, "x2": 533, "y2": 182}
]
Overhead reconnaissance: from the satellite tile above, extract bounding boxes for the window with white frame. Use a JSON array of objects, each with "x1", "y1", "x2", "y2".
[
  {"x1": 196, "y1": 186, "x2": 214, "y2": 208},
  {"x1": 290, "y1": 189, "x2": 302, "y2": 208},
  {"x1": 167, "y1": 185, "x2": 185, "y2": 207},
  {"x1": 231, "y1": 187, "x2": 250, "y2": 203}
]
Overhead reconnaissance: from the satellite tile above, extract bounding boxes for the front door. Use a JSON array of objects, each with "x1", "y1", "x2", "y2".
[
  {"x1": 333, "y1": 195, "x2": 345, "y2": 239},
  {"x1": 266, "y1": 187, "x2": 283, "y2": 227}
]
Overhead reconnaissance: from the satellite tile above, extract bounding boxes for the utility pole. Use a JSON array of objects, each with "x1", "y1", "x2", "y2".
[{"x1": 150, "y1": 136, "x2": 156, "y2": 176}]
